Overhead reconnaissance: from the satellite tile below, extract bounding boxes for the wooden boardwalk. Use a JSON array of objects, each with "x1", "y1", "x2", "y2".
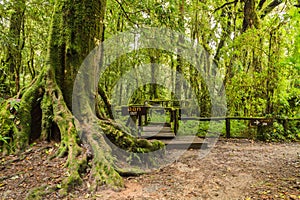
[
  {"x1": 141, "y1": 123, "x2": 175, "y2": 139},
  {"x1": 160, "y1": 136, "x2": 208, "y2": 149},
  {"x1": 140, "y1": 123, "x2": 208, "y2": 149}
]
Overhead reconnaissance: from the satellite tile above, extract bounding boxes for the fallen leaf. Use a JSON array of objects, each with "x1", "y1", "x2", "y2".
[
  {"x1": 11, "y1": 175, "x2": 19, "y2": 180},
  {"x1": 0, "y1": 183, "x2": 6, "y2": 187}
]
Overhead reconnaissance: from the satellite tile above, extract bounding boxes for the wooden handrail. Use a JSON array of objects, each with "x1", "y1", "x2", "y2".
[{"x1": 179, "y1": 117, "x2": 300, "y2": 138}]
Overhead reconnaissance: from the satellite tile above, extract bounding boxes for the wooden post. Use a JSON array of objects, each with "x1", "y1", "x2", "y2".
[
  {"x1": 138, "y1": 113, "x2": 142, "y2": 127},
  {"x1": 174, "y1": 109, "x2": 178, "y2": 135},
  {"x1": 283, "y1": 119, "x2": 288, "y2": 135},
  {"x1": 138, "y1": 113, "x2": 142, "y2": 137},
  {"x1": 145, "y1": 112, "x2": 148, "y2": 125},
  {"x1": 226, "y1": 118, "x2": 230, "y2": 138}
]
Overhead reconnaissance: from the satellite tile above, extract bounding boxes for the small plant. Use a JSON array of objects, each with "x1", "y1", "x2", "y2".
[
  {"x1": 0, "y1": 134, "x2": 11, "y2": 153},
  {"x1": 8, "y1": 98, "x2": 21, "y2": 114},
  {"x1": 0, "y1": 134, "x2": 10, "y2": 145},
  {"x1": 229, "y1": 120, "x2": 249, "y2": 138},
  {"x1": 256, "y1": 120, "x2": 300, "y2": 142},
  {"x1": 0, "y1": 97, "x2": 4, "y2": 104}
]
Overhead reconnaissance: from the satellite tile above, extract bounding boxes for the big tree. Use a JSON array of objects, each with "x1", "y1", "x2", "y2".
[{"x1": 0, "y1": 0, "x2": 163, "y2": 193}]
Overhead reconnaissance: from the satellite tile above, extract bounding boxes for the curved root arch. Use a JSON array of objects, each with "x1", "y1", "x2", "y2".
[{"x1": 1, "y1": 67, "x2": 164, "y2": 194}]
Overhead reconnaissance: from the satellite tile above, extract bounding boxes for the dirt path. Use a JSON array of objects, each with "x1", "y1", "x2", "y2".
[{"x1": 1, "y1": 139, "x2": 299, "y2": 199}]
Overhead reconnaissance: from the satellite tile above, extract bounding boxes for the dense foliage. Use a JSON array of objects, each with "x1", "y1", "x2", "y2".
[{"x1": 0, "y1": 0, "x2": 299, "y2": 148}]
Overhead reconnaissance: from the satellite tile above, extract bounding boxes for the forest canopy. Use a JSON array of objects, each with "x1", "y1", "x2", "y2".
[{"x1": 1, "y1": 0, "x2": 299, "y2": 116}]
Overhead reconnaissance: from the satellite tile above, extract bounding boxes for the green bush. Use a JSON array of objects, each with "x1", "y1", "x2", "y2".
[{"x1": 256, "y1": 120, "x2": 300, "y2": 142}]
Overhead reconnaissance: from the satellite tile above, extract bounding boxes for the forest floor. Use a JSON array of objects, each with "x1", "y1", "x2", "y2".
[{"x1": 0, "y1": 139, "x2": 300, "y2": 200}]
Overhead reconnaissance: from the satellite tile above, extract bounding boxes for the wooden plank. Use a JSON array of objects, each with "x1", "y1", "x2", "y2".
[
  {"x1": 146, "y1": 122, "x2": 171, "y2": 127},
  {"x1": 142, "y1": 126, "x2": 172, "y2": 133},
  {"x1": 141, "y1": 132, "x2": 175, "y2": 139},
  {"x1": 121, "y1": 106, "x2": 148, "y2": 116},
  {"x1": 165, "y1": 142, "x2": 208, "y2": 150},
  {"x1": 249, "y1": 118, "x2": 273, "y2": 127},
  {"x1": 158, "y1": 136, "x2": 208, "y2": 149},
  {"x1": 180, "y1": 117, "x2": 277, "y2": 121},
  {"x1": 180, "y1": 117, "x2": 226, "y2": 121}
]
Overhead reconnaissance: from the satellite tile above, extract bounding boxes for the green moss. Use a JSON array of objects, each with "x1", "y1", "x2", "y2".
[
  {"x1": 61, "y1": 172, "x2": 82, "y2": 193},
  {"x1": 149, "y1": 140, "x2": 165, "y2": 151},
  {"x1": 26, "y1": 185, "x2": 56, "y2": 200},
  {"x1": 41, "y1": 92, "x2": 53, "y2": 140}
]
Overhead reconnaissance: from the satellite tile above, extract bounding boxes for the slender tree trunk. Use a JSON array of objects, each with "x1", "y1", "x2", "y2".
[
  {"x1": 175, "y1": 0, "x2": 185, "y2": 101},
  {"x1": 150, "y1": 50, "x2": 158, "y2": 99},
  {"x1": 5, "y1": 0, "x2": 25, "y2": 95},
  {"x1": 242, "y1": 0, "x2": 259, "y2": 32}
]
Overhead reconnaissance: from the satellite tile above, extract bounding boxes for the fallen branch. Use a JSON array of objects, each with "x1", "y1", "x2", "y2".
[{"x1": 0, "y1": 172, "x2": 25, "y2": 181}]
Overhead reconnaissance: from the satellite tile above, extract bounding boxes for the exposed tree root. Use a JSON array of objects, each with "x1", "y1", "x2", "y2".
[
  {"x1": 0, "y1": 67, "x2": 166, "y2": 196},
  {"x1": 84, "y1": 128, "x2": 124, "y2": 191},
  {"x1": 26, "y1": 185, "x2": 57, "y2": 200}
]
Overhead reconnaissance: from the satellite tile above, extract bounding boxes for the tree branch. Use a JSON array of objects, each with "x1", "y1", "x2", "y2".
[
  {"x1": 257, "y1": 0, "x2": 267, "y2": 10},
  {"x1": 261, "y1": 0, "x2": 283, "y2": 18},
  {"x1": 213, "y1": 0, "x2": 239, "y2": 13},
  {"x1": 114, "y1": 0, "x2": 139, "y2": 27},
  {"x1": 98, "y1": 86, "x2": 114, "y2": 119}
]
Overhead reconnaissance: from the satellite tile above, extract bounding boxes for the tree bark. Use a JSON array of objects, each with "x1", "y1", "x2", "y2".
[
  {"x1": 1, "y1": 0, "x2": 164, "y2": 195},
  {"x1": 150, "y1": 50, "x2": 158, "y2": 100},
  {"x1": 175, "y1": 0, "x2": 185, "y2": 101},
  {"x1": 242, "y1": 0, "x2": 259, "y2": 32},
  {"x1": 5, "y1": 0, "x2": 25, "y2": 95}
]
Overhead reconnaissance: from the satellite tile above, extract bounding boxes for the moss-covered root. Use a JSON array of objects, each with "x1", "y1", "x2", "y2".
[
  {"x1": 82, "y1": 124, "x2": 125, "y2": 191},
  {"x1": 97, "y1": 119, "x2": 165, "y2": 171},
  {"x1": 89, "y1": 150, "x2": 124, "y2": 191},
  {"x1": 46, "y1": 81, "x2": 87, "y2": 194},
  {"x1": 100, "y1": 119, "x2": 165, "y2": 152},
  {"x1": 26, "y1": 185, "x2": 56, "y2": 200}
]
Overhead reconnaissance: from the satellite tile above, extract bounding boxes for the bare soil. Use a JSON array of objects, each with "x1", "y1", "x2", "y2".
[{"x1": 1, "y1": 139, "x2": 299, "y2": 200}]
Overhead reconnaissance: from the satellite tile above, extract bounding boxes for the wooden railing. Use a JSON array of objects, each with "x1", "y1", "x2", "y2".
[
  {"x1": 180, "y1": 117, "x2": 300, "y2": 138},
  {"x1": 117, "y1": 105, "x2": 299, "y2": 138}
]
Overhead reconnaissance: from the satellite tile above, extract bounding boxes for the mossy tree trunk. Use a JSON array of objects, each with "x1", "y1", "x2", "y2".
[
  {"x1": 5, "y1": 0, "x2": 26, "y2": 95},
  {"x1": 0, "y1": 0, "x2": 164, "y2": 194},
  {"x1": 175, "y1": 0, "x2": 185, "y2": 101}
]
